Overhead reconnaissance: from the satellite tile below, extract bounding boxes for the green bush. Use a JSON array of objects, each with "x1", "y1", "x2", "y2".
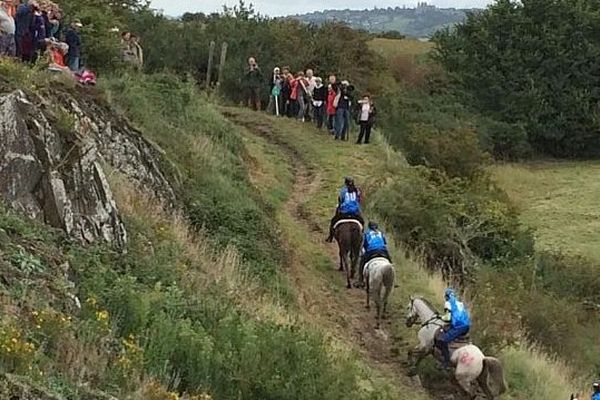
[
  {"x1": 369, "y1": 167, "x2": 533, "y2": 282},
  {"x1": 434, "y1": 0, "x2": 600, "y2": 158},
  {"x1": 402, "y1": 123, "x2": 488, "y2": 179}
]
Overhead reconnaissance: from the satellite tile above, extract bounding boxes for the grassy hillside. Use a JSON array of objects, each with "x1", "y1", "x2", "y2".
[{"x1": 492, "y1": 161, "x2": 600, "y2": 263}]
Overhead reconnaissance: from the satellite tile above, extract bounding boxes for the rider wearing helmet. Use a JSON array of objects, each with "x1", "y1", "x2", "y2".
[
  {"x1": 361, "y1": 221, "x2": 392, "y2": 268},
  {"x1": 326, "y1": 176, "x2": 364, "y2": 242},
  {"x1": 436, "y1": 288, "x2": 471, "y2": 369},
  {"x1": 592, "y1": 382, "x2": 600, "y2": 400}
]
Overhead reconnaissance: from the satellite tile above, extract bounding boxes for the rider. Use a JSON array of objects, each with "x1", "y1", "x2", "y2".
[
  {"x1": 592, "y1": 382, "x2": 600, "y2": 400},
  {"x1": 437, "y1": 288, "x2": 471, "y2": 369},
  {"x1": 326, "y1": 176, "x2": 364, "y2": 242},
  {"x1": 361, "y1": 221, "x2": 392, "y2": 269}
]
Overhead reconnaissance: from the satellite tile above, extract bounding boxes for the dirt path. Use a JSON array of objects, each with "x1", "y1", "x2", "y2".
[{"x1": 222, "y1": 109, "x2": 420, "y2": 390}]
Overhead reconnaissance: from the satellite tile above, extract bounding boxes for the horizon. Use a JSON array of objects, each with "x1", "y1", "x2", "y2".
[{"x1": 149, "y1": 0, "x2": 495, "y2": 17}]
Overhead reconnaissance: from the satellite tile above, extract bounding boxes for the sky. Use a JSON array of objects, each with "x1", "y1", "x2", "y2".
[{"x1": 149, "y1": 0, "x2": 495, "y2": 18}]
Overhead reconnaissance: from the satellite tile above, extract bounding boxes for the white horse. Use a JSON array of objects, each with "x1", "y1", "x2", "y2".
[
  {"x1": 364, "y1": 257, "x2": 395, "y2": 329},
  {"x1": 405, "y1": 296, "x2": 507, "y2": 399}
]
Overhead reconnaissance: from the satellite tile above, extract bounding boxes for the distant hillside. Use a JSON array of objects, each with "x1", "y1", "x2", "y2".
[{"x1": 291, "y1": 2, "x2": 478, "y2": 38}]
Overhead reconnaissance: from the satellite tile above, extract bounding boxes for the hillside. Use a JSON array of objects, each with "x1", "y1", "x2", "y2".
[{"x1": 290, "y1": 4, "x2": 475, "y2": 37}]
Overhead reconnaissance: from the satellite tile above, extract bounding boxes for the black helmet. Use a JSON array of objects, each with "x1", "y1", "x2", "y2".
[
  {"x1": 344, "y1": 176, "x2": 354, "y2": 185},
  {"x1": 368, "y1": 221, "x2": 378, "y2": 230}
]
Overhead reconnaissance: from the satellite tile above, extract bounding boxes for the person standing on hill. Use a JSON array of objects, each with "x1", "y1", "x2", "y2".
[
  {"x1": 356, "y1": 94, "x2": 377, "y2": 144},
  {"x1": 305, "y1": 68, "x2": 316, "y2": 121},
  {"x1": 244, "y1": 56, "x2": 262, "y2": 111},
  {"x1": 312, "y1": 77, "x2": 327, "y2": 129},
  {"x1": 326, "y1": 83, "x2": 337, "y2": 134},
  {"x1": 65, "y1": 19, "x2": 82, "y2": 72},
  {"x1": 0, "y1": 1, "x2": 16, "y2": 57},
  {"x1": 294, "y1": 71, "x2": 309, "y2": 122},
  {"x1": 335, "y1": 80, "x2": 353, "y2": 140},
  {"x1": 14, "y1": 0, "x2": 33, "y2": 59},
  {"x1": 267, "y1": 66, "x2": 283, "y2": 115}
]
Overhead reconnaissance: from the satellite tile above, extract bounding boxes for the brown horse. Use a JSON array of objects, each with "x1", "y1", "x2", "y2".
[{"x1": 334, "y1": 220, "x2": 363, "y2": 288}]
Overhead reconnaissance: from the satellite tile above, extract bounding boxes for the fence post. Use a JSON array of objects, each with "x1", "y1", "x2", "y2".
[
  {"x1": 206, "y1": 41, "x2": 215, "y2": 90},
  {"x1": 216, "y1": 42, "x2": 228, "y2": 93}
]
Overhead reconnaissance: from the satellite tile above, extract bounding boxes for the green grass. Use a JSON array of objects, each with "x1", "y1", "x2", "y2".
[{"x1": 491, "y1": 161, "x2": 600, "y2": 262}]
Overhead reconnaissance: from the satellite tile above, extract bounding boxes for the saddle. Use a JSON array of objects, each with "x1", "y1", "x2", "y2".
[
  {"x1": 333, "y1": 218, "x2": 363, "y2": 231},
  {"x1": 434, "y1": 328, "x2": 471, "y2": 350}
]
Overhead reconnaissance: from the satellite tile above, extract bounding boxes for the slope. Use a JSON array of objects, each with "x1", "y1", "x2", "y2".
[{"x1": 221, "y1": 107, "x2": 584, "y2": 400}]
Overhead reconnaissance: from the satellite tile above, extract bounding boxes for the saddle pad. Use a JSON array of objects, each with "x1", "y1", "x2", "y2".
[
  {"x1": 364, "y1": 257, "x2": 392, "y2": 274},
  {"x1": 333, "y1": 219, "x2": 363, "y2": 231}
]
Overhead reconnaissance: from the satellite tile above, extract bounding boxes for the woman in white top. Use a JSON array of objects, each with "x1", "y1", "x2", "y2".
[{"x1": 356, "y1": 94, "x2": 377, "y2": 144}]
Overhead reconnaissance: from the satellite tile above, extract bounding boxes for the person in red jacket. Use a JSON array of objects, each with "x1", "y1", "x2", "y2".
[{"x1": 326, "y1": 84, "x2": 337, "y2": 134}]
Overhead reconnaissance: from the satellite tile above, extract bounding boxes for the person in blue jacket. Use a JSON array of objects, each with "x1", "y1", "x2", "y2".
[
  {"x1": 436, "y1": 288, "x2": 471, "y2": 369},
  {"x1": 326, "y1": 176, "x2": 364, "y2": 242},
  {"x1": 361, "y1": 221, "x2": 392, "y2": 267},
  {"x1": 592, "y1": 382, "x2": 600, "y2": 400}
]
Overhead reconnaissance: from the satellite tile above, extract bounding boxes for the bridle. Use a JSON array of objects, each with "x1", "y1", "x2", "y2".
[{"x1": 407, "y1": 298, "x2": 445, "y2": 329}]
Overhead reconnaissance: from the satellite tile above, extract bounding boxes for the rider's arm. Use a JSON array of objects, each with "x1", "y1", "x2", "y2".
[{"x1": 442, "y1": 301, "x2": 451, "y2": 322}]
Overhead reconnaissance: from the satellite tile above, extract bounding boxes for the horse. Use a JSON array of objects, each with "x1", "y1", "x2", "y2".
[
  {"x1": 405, "y1": 296, "x2": 507, "y2": 399},
  {"x1": 334, "y1": 219, "x2": 363, "y2": 289},
  {"x1": 364, "y1": 257, "x2": 395, "y2": 329}
]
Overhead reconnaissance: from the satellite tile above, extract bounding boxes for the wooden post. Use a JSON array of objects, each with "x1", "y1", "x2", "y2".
[
  {"x1": 216, "y1": 42, "x2": 228, "y2": 92},
  {"x1": 206, "y1": 41, "x2": 215, "y2": 90}
]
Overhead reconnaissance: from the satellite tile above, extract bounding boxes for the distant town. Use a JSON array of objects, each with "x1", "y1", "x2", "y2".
[{"x1": 291, "y1": 2, "x2": 478, "y2": 38}]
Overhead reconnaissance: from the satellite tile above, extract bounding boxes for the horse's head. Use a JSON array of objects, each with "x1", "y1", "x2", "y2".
[{"x1": 405, "y1": 296, "x2": 419, "y2": 327}]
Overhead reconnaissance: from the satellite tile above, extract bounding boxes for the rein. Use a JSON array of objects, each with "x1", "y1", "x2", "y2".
[{"x1": 421, "y1": 315, "x2": 445, "y2": 328}]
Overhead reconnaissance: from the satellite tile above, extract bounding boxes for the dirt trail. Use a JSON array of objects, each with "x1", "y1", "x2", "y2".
[{"x1": 222, "y1": 109, "x2": 421, "y2": 390}]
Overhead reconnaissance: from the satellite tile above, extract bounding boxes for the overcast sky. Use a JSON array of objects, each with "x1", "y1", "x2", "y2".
[{"x1": 149, "y1": 0, "x2": 495, "y2": 17}]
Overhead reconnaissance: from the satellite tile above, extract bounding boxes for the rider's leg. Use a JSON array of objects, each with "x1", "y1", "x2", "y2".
[
  {"x1": 326, "y1": 211, "x2": 340, "y2": 242},
  {"x1": 440, "y1": 327, "x2": 460, "y2": 368}
]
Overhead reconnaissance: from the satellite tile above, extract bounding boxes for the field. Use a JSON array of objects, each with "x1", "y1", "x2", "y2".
[
  {"x1": 492, "y1": 161, "x2": 600, "y2": 263},
  {"x1": 369, "y1": 37, "x2": 434, "y2": 60}
]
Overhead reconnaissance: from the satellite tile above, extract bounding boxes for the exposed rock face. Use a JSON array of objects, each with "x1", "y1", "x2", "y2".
[{"x1": 0, "y1": 89, "x2": 176, "y2": 248}]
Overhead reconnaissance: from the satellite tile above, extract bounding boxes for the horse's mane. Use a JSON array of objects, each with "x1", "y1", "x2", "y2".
[{"x1": 414, "y1": 296, "x2": 440, "y2": 314}]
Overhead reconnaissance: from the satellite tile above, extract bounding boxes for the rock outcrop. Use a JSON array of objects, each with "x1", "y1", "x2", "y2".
[{"x1": 0, "y1": 89, "x2": 176, "y2": 248}]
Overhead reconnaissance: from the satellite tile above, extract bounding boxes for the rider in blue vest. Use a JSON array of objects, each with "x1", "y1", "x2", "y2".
[
  {"x1": 326, "y1": 176, "x2": 364, "y2": 242},
  {"x1": 361, "y1": 221, "x2": 392, "y2": 268},
  {"x1": 436, "y1": 288, "x2": 471, "y2": 369},
  {"x1": 592, "y1": 382, "x2": 600, "y2": 400}
]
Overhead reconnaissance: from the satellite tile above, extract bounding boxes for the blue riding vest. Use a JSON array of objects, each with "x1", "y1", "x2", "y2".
[
  {"x1": 363, "y1": 229, "x2": 387, "y2": 252},
  {"x1": 592, "y1": 393, "x2": 600, "y2": 400},
  {"x1": 339, "y1": 187, "x2": 360, "y2": 214},
  {"x1": 448, "y1": 293, "x2": 471, "y2": 329}
]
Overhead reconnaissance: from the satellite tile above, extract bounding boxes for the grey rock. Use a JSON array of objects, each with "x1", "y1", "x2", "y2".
[{"x1": 0, "y1": 89, "x2": 176, "y2": 248}]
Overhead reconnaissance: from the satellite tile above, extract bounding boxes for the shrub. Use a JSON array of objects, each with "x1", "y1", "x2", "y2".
[
  {"x1": 368, "y1": 167, "x2": 533, "y2": 282},
  {"x1": 401, "y1": 122, "x2": 489, "y2": 179}
]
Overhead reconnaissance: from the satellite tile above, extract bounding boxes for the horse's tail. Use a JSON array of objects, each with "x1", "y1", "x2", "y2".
[
  {"x1": 480, "y1": 357, "x2": 507, "y2": 397},
  {"x1": 382, "y1": 263, "x2": 395, "y2": 290}
]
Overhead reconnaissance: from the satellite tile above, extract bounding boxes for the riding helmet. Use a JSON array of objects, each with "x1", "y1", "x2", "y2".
[
  {"x1": 344, "y1": 176, "x2": 354, "y2": 186},
  {"x1": 368, "y1": 221, "x2": 378, "y2": 230},
  {"x1": 444, "y1": 288, "x2": 455, "y2": 300}
]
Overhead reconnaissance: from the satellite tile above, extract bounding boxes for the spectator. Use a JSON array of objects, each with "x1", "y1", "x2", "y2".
[
  {"x1": 244, "y1": 56, "x2": 262, "y2": 110},
  {"x1": 0, "y1": 0, "x2": 16, "y2": 57},
  {"x1": 356, "y1": 94, "x2": 377, "y2": 145},
  {"x1": 312, "y1": 77, "x2": 327, "y2": 129},
  {"x1": 4, "y1": 0, "x2": 14, "y2": 17},
  {"x1": 305, "y1": 68, "x2": 316, "y2": 121},
  {"x1": 280, "y1": 67, "x2": 292, "y2": 117},
  {"x1": 326, "y1": 83, "x2": 337, "y2": 134},
  {"x1": 15, "y1": 0, "x2": 34, "y2": 60},
  {"x1": 335, "y1": 80, "x2": 353, "y2": 140},
  {"x1": 267, "y1": 66, "x2": 283, "y2": 115},
  {"x1": 30, "y1": 2, "x2": 46, "y2": 61},
  {"x1": 120, "y1": 31, "x2": 135, "y2": 64},
  {"x1": 44, "y1": 38, "x2": 68, "y2": 72},
  {"x1": 130, "y1": 33, "x2": 143, "y2": 70},
  {"x1": 46, "y1": 3, "x2": 60, "y2": 39},
  {"x1": 293, "y1": 71, "x2": 309, "y2": 122},
  {"x1": 65, "y1": 19, "x2": 82, "y2": 72}
]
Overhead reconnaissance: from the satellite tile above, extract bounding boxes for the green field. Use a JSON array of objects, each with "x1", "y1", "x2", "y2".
[
  {"x1": 492, "y1": 161, "x2": 600, "y2": 263},
  {"x1": 369, "y1": 38, "x2": 434, "y2": 60}
]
